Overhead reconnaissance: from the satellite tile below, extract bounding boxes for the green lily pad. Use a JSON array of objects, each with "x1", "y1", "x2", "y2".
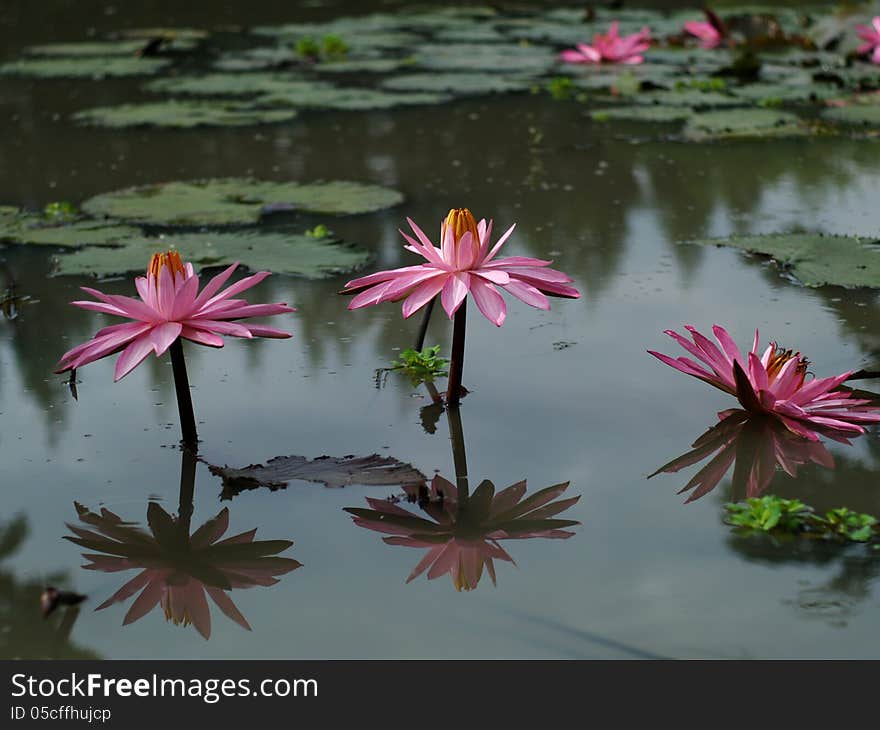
[
  {"x1": 314, "y1": 57, "x2": 417, "y2": 74},
  {"x1": 380, "y1": 72, "x2": 531, "y2": 95},
  {"x1": 118, "y1": 28, "x2": 208, "y2": 42},
  {"x1": 213, "y1": 47, "x2": 300, "y2": 72},
  {"x1": 729, "y1": 81, "x2": 841, "y2": 103},
  {"x1": 0, "y1": 55, "x2": 171, "y2": 78},
  {"x1": 413, "y1": 43, "x2": 554, "y2": 74},
  {"x1": 52, "y1": 231, "x2": 371, "y2": 279},
  {"x1": 634, "y1": 90, "x2": 741, "y2": 108},
  {"x1": 72, "y1": 101, "x2": 298, "y2": 128},
  {"x1": 0, "y1": 211, "x2": 140, "y2": 248},
  {"x1": 145, "y1": 73, "x2": 317, "y2": 97},
  {"x1": 822, "y1": 104, "x2": 880, "y2": 126},
  {"x1": 24, "y1": 40, "x2": 152, "y2": 57},
  {"x1": 255, "y1": 86, "x2": 450, "y2": 110},
  {"x1": 81, "y1": 178, "x2": 404, "y2": 226},
  {"x1": 591, "y1": 105, "x2": 693, "y2": 123},
  {"x1": 683, "y1": 108, "x2": 808, "y2": 141},
  {"x1": 686, "y1": 233, "x2": 880, "y2": 288}
]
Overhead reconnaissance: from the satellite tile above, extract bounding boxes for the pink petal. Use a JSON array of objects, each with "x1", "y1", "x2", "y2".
[
  {"x1": 401, "y1": 275, "x2": 449, "y2": 318},
  {"x1": 440, "y1": 272, "x2": 470, "y2": 318},
  {"x1": 113, "y1": 334, "x2": 156, "y2": 382},
  {"x1": 148, "y1": 321, "x2": 183, "y2": 356},
  {"x1": 469, "y1": 277, "x2": 507, "y2": 327}
]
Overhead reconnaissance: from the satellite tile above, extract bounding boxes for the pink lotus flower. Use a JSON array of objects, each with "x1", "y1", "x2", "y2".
[
  {"x1": 650, "y1": 410, "x2": 839, "y2": 503},
  {"x1": 342, "y1": 208, "x2": 579, "y2": 327},
  {"x1": 683, "y1": 20, "x2": 723, "y2": 49},
  {"x1": 55, "y1": 250, "x2": 294, "y2": 381},
  {"x1": 648, "y1": 324, "x2": 880, "y2": 440},
  {"x1": 345, "y1": 475, "x2": 579, "y2": 591},
  {"x1": 856, "y1": 17, "x2": 880, "y2": 64},
  {"x1": 559, "y1": 22, "x2": 651, "y2": 65},
  {"x1": 66, "y1": 501, "x2": 301, "y2": 640}
]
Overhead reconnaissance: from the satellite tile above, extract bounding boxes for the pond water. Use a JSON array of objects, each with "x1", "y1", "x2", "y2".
[{"x1": 2, "y1": 0, "x2": 880, "y2": 659}]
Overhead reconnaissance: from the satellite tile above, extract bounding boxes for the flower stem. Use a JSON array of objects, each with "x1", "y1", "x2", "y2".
[
  {"x1": 446, "y1": 403, "x2": 469, "y2": 503},
  {"x1": 446, "y1": 301, "x2": 466, "y2": 406},
  {"x1": 414, "y1": 298, "x2": 435, "y2": 352},
  {"x1": 169, "y1": 338, "x2": 198, "y2": 448}
]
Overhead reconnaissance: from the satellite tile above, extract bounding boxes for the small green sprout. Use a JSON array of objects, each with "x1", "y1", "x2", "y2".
[
  {"x1": 546, "y1": 76, "x2": 575, "y2": 101},
  {"x1": 321, "y1": 34, "x2": 349, "y2": 59},
  {"x1": 305, "y1": 224, "x2": 331, "y2": 239},
  {"x1": 43, "y1": 201, "x2": 77, "y2": 222},
  {"x1": 758, "y1": 96, "x2": 783, "y2": 108},
  {"x1": 294, "y1": 37, "x2": 321, "y2": 60},
  {"x1": 390, "y1": 346, "x2": 448, "y2": 385}
]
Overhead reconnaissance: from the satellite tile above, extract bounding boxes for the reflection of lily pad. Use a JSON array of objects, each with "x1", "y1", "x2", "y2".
[
  {"x1": 687, "y1": 233, "x2": 880, "y2": 288},
  {"x1": 380, "y1": 72, "x2": 530, "y2": 95},
  {"x1": 52, "y1": 231, "x2": 371, "y2": 279},
  {"x1": 72, "y1": 101, "x2": 298, "y2": 128},
  {"x1": 0, "y1": 56, "x2": 171, "y2": 78},
  {"x1": 82, "y1": 178, "x2": 403, "y2": 226},
  {"x1": 683, "y1": 108, "x2": 808, "y2": 141}
]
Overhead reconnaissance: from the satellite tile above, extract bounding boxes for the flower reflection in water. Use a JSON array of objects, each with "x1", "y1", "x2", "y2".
[
  {"x1": 65, "y1": 451, "x2": 301, "y2": 639},
  {"x1": 345, "y1": 407, "x2": 579, "y2": 591},
  {"x1": 650, "y1": 409, "x2": 847, "y2": 503}
]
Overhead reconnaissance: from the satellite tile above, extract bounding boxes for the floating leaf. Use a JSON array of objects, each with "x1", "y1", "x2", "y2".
[
  {"x1": 72, "y1": 100, "x2": 298, "y2": 128},
  {"x1": 822, "y1": 104, "x2": 880, "y2": 126},
  {"x1": 380, "y1": 72, "x2": 531, "y2": 95},
  {"x1": 255, "y1": 86, "x2": 450, "y2": 110},
  {"x1": 591, "y1": 105, "x2": 693, "y2": 123},
  {"x1": 0, "y1": 212, "x2": 140, "y2": 248},
  {"x1": 52, "y1": 230, "x2": 371, "y2": 279},
  {"x1": 682, "y1": 108, "x2": 808, "y2": 141},
  {"x1": 0, "y1": 56, "x2": 171, "y2": 78},
  {"x1": 207, "y1": 454, "x2": 428, "y2": 497},
  {"x1": 24, "y1": 40, "x2": 153, "y2": 57},
  {"x1": 314, "y1": 57, "x2": 416, "y2": 74},
  {"x1": 413, "y1": 42, "x2": 554, "y2": 74},
  {"x1": 81, "y1": 178, "x2": 403, "y2": 225},
  {"x1": 145, "y1": 73, "x2": 317, "y2": 97},
  {"x1": 686, "y1": 233, "x2": 880, "y2": 288}
]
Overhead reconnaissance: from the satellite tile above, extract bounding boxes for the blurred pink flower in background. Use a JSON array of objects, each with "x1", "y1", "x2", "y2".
[
  {"x1": 559, "y1": 22, "x2": 651, "y2": 65},
  {"x1": 683, "y1": 20, "x2": 723, "y2": 49},
  {"x1": 856, "y1": 17, "x2": 880, "y2": 64}
]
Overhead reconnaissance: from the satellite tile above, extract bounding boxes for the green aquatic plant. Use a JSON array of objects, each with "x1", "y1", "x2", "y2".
[
  {"x1": 305, "y1": 224, "x2": 332, "y2": 239},
  {"x1": 724, "y1": 496, "x2": 879, "y2": 544},
  {"x1": 390, "y1": 346, "x2": 449, "y2": 384},
  {"x1": 546, "y1": 76, "x2": 576, "y2": 101},
  {"x1": 321, "y1": 34, "x2": 349, "y2": 59},
  {"x1": 42, "y1": 201, "x2": 78, "y2": 222},
  {"x1": 294, "y1": 37, "x2": 321, "y2": 60},
  {"x1": 725, "y1": 496, "x2": 815, "y2": 533}
]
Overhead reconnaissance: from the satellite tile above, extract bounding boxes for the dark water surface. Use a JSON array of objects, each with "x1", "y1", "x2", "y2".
[{"x1": 2, "y1": 1, "x2": 880, "y2": 658}]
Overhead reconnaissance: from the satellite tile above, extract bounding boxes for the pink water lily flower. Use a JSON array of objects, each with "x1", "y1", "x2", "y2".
[
  {"x1": 559, "y1": 21, "x2": 651, "y2": 65},
  {"x1": 856, "y1": 17, "x2": 880, "y2": 64},
  {"x1": 55, "y1": 250, "x2": 294, "y2": 381},
  {"x1": 648, "y1": 324, "x2": 880, "y2": 440},
  {"x1": 683, "y1": 20, "x2": 723, "y2": 49},
  {"x1": 342, "y1": 208, "x2": 579, "y2": 327}
]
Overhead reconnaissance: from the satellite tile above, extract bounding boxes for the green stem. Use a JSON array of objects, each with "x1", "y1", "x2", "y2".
[
  {"x1": 169, "y1": 338, "x2": 198, "y2": 448},
  {"x1": 446, "y1": 301, "x2": 466, "y2": 406}
]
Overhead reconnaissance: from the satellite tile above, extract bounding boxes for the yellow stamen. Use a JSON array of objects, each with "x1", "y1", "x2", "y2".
[
  {"x1": 148, "y1": 250, "x2": 186, "y2": 282},
  {"x1": 766, "y1": 342, "x2": 809, "y2": 385}
]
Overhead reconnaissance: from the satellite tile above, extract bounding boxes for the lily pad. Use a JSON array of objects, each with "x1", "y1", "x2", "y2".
[
  {"x1": 24, "y1": 40, "x2": 152, "y2": 57},
  {"x1": 729, "y1": 81, "x2": 841, "y2": 103},
  {"x1": 255, "y1": 86, "x2": 450, "y2": 110},
  {"x1": 686, "y1": 233, "x2": 880, "y2": 288},
  {"x1": 146, "y1": 73, "x2": 318, "y2": 97},
  {"x1": 81, "y1": 178, "x2": 404, "y2": 225},
  {"x1": 314, "y1": 57, "x2": 417, "y2": 74},
  {"x1": 52, "y1": 231, "x2": 371, "y2": 279},
  {"x1": 413, "y1": 42, "x2": 554, "y2": 74},
  {"x1": 592, "y1": 105, "x2": 693, "y2": 123},
  {"x1": 380, "y1": 72, "x2": 531, "y2": 95},
  {"x1": 72, "y1": 101, "x2": 298, "y2": 128},
  {"x1": 683, "y1": 108, "x2": 808, "y2": 141},
  {"x1": 118, "y1": 27, "x2": 208, "y2": 42},
  {"x1": 0, "y1": 212, "x2": 140, "y2": 248},
  {"x1": 822, "y1": 104, "x2": 880, "y2": 126},
  {"x1": 0, "y1": 56, "x2": 171, "y2": 78}
]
